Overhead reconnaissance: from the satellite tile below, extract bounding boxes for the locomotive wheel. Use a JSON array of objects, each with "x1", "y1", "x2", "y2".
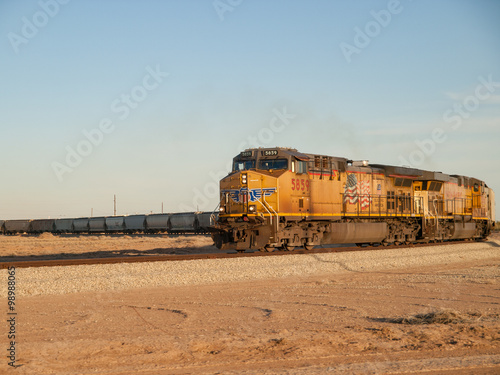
[
  {"x1": 304, "y1": 243, "x2": 314, "y2": 251},
  {"x1": 283, "y1": 244, "x2": 295, "y2": 251},
  {"x1": 259, "y1": 245, "x2": 274, "y2": 252}
]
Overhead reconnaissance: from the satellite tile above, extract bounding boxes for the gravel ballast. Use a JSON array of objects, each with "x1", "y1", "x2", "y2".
[{"x1": 1, "y1": 240, "x2": 499, "y2": 297}]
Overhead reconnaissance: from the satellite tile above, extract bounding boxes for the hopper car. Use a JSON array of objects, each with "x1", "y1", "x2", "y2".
[{"x1": 212, "y1": 147, "x2": 495, "y2": 251}]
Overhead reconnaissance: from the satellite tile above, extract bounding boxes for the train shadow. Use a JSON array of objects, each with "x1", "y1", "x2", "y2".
[{"x1": 486, "y1": 241, "x2": 500, "y2": 248}]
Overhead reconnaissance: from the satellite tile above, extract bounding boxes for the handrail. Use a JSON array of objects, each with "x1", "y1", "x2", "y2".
[
  {"x1": 256, "y1": 199, "x2": 273, "y2": 222},
  {"x1": 262, "y1": 192, "x2": 279, "y2": 224},
  {"x1": 340, "y1": 193, "x2": 424, "y2": 216}
]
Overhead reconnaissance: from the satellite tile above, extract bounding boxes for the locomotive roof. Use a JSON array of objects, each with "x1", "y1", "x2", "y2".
[
  {"x1": 369, "y1": 164, "x2": 449, "y2": 181},
  {"x1": 240, "y1": 148, "x2": 487, "y2": 185},
  {"x1": 241, "y1": 147, "x2": 348, "y2": 162},
  {"x1": 371, "y1": 164, "x2": 487, "y2": 186}
]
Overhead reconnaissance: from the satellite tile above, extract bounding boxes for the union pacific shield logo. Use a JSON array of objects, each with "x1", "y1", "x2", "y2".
[{"x1": 223, "y1": 188, "x2": 276, "y2": 203}]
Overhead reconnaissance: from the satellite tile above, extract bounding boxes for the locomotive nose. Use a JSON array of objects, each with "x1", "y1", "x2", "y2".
[{"x1": 219, "y1": 171, "x2": 278, "y2": 217}]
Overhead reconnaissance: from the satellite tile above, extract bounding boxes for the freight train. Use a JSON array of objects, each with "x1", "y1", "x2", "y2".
[
  {"x1": 212, "y1": 147, "x2": 495, "y2": 251},
  {"x1": 0, "y1": 212, "x2": 215, "y2": 235}
]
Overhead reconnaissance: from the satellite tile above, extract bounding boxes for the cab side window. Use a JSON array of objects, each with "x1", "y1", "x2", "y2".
[{"x1": 297, "y1": 161, "x2": 307, "y2": 174}]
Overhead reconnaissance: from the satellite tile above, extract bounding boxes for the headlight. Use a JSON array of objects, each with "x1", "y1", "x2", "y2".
[
  {"x1": 219, "y1": 206, "x2": 225, "y2": 213},
  {"x1": 249, "y1": 205, "x2": 256, "y2": 212},
  {"x1": 241, "y1": 173, "x2": 247, "y2": 184}
]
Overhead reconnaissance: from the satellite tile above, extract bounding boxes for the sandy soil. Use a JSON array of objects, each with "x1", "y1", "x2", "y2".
[
  {"x1": 0, "y1": 233, "x2": 219, "y2": 260},
  {"x1": 1, "y1": 234, "x2": 499, "y2": 374}
]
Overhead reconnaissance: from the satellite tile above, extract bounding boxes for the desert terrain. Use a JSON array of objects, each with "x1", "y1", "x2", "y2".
[{"x1": 1, "y1": 233, "x2": 499, "y2": 374}]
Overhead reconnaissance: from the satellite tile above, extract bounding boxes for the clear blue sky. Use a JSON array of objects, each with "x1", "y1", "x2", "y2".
[{"x1": 1, "y1": 0, "x2": 499, "y2": 219}]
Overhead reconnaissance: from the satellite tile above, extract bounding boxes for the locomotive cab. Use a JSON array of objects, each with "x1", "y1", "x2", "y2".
[
  {"x1": 232, "y1": 149, "x2": 290, "y2": 174},
  {"x1": 214, "y1": 148, "x2": 310, "y2": 250},
  {"x1": 219, "y1": 148, "x2": 295, "y2": 217}
]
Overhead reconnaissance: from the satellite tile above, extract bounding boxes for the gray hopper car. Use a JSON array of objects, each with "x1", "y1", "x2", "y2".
[
  {"x1": 30, "y1": 219, "x2": 56, "y2": 233},
  {"x1": 73, "y1": 218, "x2": 90, "y2": 233},
  {"x1": 4, "y1": 219, "x2": 31, "y2": 234},
  {"x1": 54, "y1": 219, "x2": 74, "y2": 233},
  {"x1": 105, "y1": 216, "x2": 125, "y2": 232},
  {"x1": 145, "y1": 214, "x2": 170, "y2": 232},
  {"x1": 169, "y1": 212, "x2": 197, "y2": 233},
  {"x1": 196, "y1": 212, "x2": 216, "y2": 233},
  {"x1": 89, "y1": 217, "x2": 106, "y2": 233},
  {"x1": 124, "y1": 215, "x2": 146, "y2": 233}
]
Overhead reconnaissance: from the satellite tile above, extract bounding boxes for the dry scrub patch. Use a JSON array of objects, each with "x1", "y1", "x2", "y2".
[{"x1": 375, "y1": 309, "x2": 498, "y2": 325}]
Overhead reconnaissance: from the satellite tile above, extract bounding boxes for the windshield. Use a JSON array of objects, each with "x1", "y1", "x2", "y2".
[
  {"x1": 233, "y1": 160, "x2": 255, "y2": 171},
  {"x1": 258, "y1": 158, "x2": 288, "y2": 170}
]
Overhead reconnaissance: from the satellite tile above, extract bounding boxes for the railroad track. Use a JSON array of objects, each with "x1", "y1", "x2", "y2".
[{"x1": 0, "y1": 240, "x2": 477, "y2": 269}]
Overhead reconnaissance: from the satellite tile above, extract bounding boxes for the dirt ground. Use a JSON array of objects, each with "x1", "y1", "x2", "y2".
[
  {"x1": 0, "y1": 233, "x2": 219, "y2": 260},
  {"x1": 1, "y1": 234, "x2": 500, "y2": 374}
]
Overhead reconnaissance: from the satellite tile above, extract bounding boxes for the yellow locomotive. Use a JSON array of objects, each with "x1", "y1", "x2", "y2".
[{"x1": 212, "y1": 147, "x2": 495, "y2": 251}]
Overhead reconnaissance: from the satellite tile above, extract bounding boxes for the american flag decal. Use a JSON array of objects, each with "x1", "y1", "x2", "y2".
[
  {"x1": 344, "y1": 174, "x2": 372, "y2": 209},
  {"x1": 344, "y1": 174, "x2": 358, "y2": 204}
]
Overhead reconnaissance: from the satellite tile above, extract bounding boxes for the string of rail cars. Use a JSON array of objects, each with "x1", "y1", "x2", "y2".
[{"x1": 0, "y1": 212, "x2": 216, "y2": 235}]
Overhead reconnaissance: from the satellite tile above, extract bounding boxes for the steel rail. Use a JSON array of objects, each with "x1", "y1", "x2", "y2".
[{"x1": 0, "y1": 239, "x2": 481, "y2": 269}]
